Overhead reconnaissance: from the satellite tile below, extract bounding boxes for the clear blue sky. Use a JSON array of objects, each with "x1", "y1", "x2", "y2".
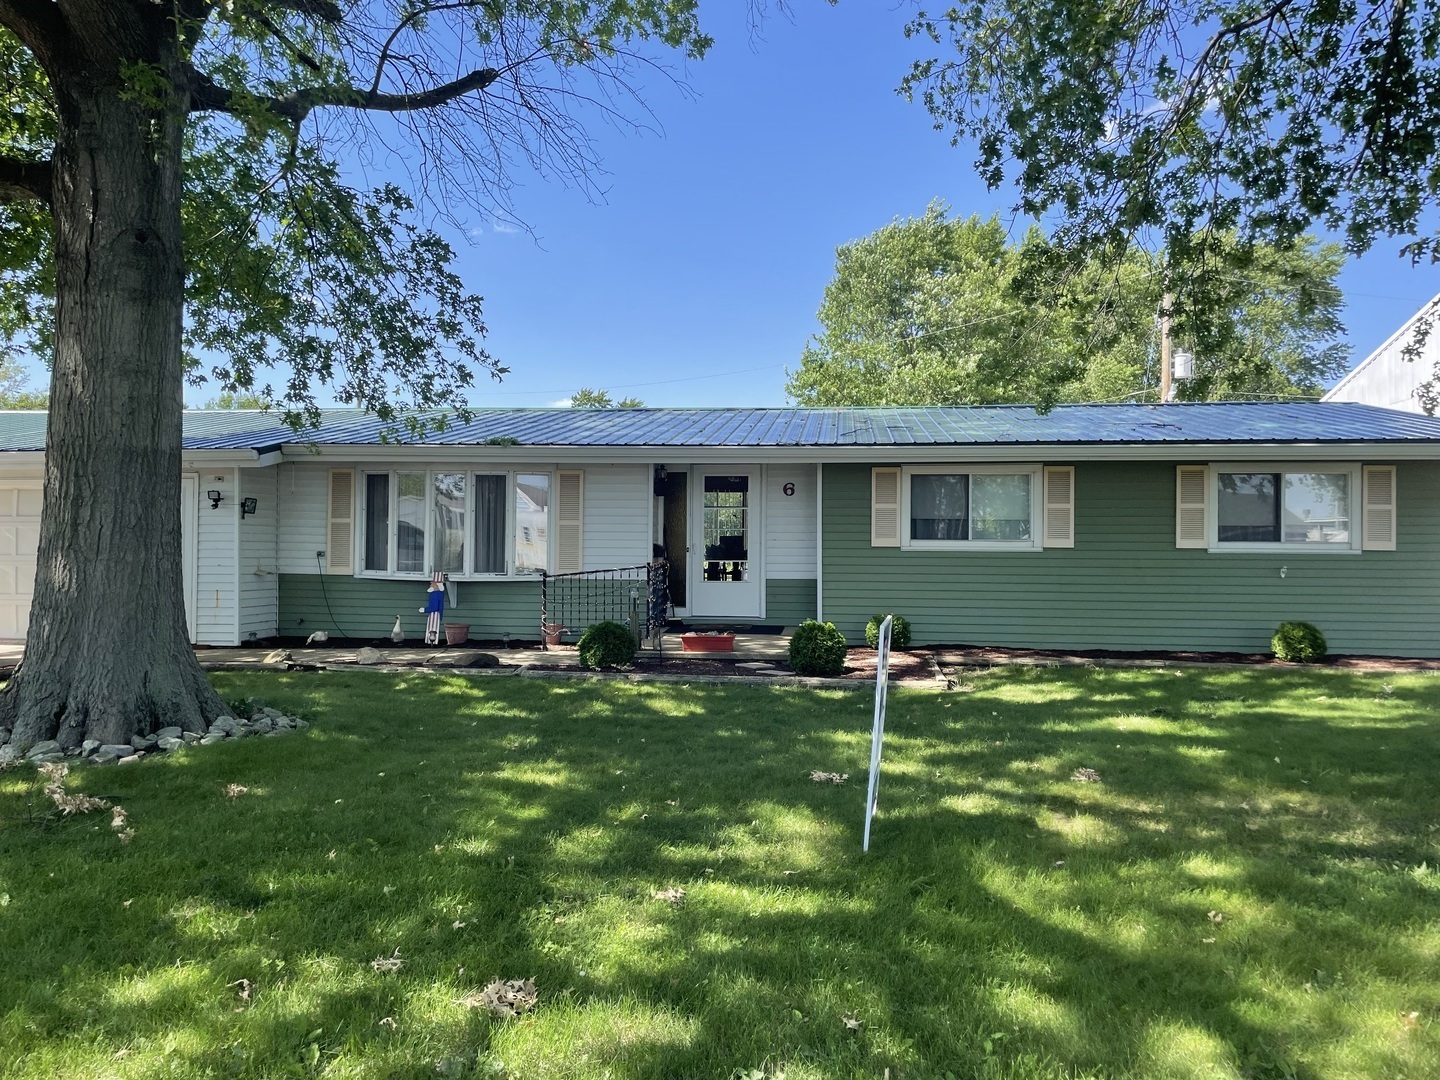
[
  {"x1": 164, "y1": 3, "x2": 1434, "y2": 409},
  {"x1": 441, "y1": 2, "x2": 1436, "y2": 408}
]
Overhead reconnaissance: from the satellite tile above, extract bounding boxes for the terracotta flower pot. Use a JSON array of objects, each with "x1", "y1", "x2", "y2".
[
  {"x1": 543, "y1": 622, "x2": 564, "y2": 646},
  {"x1": 444, "y1": 623, "x2": 470, "y2": 646}
]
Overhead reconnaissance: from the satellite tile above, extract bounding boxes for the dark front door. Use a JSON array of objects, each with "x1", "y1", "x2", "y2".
[{"x1": 661, "y1": 470, "x2": 687, "y2": 608}]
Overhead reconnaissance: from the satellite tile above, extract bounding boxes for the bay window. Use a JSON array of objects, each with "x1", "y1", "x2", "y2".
[
  {"x1": 902, "y1": 465, "x2": 1041, "y2": 549},
  {"x1": 361, "y1": 469, "x2": 555, "y2": 577}
]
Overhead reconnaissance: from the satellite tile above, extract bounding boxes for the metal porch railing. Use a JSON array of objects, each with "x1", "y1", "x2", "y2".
[{"x1": 538, "y1": 560, "x2": 669, "y2": 650}]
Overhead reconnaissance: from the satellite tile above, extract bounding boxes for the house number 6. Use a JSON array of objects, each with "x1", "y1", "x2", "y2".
[{"x1": 782, "y1": 483, "x2": 795, "y2": 496}]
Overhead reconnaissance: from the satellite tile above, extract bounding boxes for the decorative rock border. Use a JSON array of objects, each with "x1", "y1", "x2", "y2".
[{"x1": 0, "y1": 706, "x2": 309, "y2": 767}]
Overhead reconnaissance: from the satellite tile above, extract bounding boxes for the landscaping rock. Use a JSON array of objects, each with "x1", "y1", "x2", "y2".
[
  {"x1": 214, "y1": 715, "x2": 239, "y2": 731},
  {"x1": 117, "y1": 754, "x2": 143, "y2": 765},
  {"x1": 293, "y1": 718, "x2": 309, "y2": 729},
  {"x1": 252, "y1": 718, "x2": 273, "y2": 734},
  {"x1": 262, "y1": 649, "x2": 291, "y2": 665},
  {"x1": 156, "y1": 737, "x2": 184, "y2": 752},
  {"x1": 29, "y1": 753, "x2": 64, "y2": 765},
  {"x1": 0, "y1": 744, "x2": 18, "y2": 764},
  {"x1": 355, "y1": 647, "x2": 384, "y2": 665},
  {"x1": 181, "y1": 731, "x2": 202, "y2": 745},
  {"x1": 25, "y1": 740, "x2": 62, "y2": 760},
  {"x1": 81, "y1": 739, "x2": 100, "y2": 756},
  {"x1": 424, "y1": 650, "x2": 500, "y2": 669},
  {"x1": 130, "y1": 735, "x2": 148, "y2": 750},
  {"x1": 92, "y1": 744, "x2": 133, "y2": 764},
  {"x1": 200, "y1": 733, "x2": 225, "y2": 746},
  {"x1": 274, "y1": 717, "x2": 293, "y2": 729},
  {"x1": 155, "y1": 726, "x2": 184, "y2": 740}
]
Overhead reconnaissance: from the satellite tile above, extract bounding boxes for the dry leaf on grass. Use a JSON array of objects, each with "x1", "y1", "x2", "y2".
[
  {"x1": 1071, "y1": 767, "x2": 1101, "y2": 783},
  {"x1": 378, "y1": 1016, "x2": 397, "y2": 1030},
  {"x1": 652, "y1": 887, "x2": 686, "y2": 904},
  {"x1": 810, "y1": 771, "x2": 849, "y2": 785},
  {"x1": 459, "y1": 977, "x2": 538, "y2": 1018},
  {"x1": 1208, "y1": 910, "x2": 1225, "y2": 924},
  {"x1": 370, "y1": 949, "x2": 404, "y2": 973},
  {"x1": 223, "y1": 784, "x2": 248, "y2": 799},
  {"x1": 227, "y1": 978, "x2": 253, "y2": 1004},
  {"x1": 1402, "y1": 1011, "x2": 1421, "y2": 1029},
  {"x1": 842, "y1": 1014, "x2": 864, "y2": 1032}
]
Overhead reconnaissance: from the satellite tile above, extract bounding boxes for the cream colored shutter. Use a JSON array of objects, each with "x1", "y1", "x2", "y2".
[
  {"x1": 1362, "y1": 465, "x2": 1397, "y2": 551},
  {"x1": 555, "y1": 470, "x2": 584, "y2": 573},
  {"x1": 1175, "y1": 465, "x2": 1208, "y2": 548},
  {"x1": 1042, "y1": 466, "x2": 1075, "y2": 548},
  {"x1": 871, "y1": 467, "x2": 901, "y2": 547},
  {"x1": 327, "y1": 469, "x2": 355, "y2": 574}
]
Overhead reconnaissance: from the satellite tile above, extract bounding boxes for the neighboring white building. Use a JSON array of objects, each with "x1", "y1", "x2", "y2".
[{"x1": 1323, "y1": 293, "x2": 1440, "y2": 413}]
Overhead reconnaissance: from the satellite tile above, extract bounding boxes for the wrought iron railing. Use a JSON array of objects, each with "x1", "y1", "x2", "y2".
[{"x1": 539, "y1": 560, "x2": 669, "y2": 650}]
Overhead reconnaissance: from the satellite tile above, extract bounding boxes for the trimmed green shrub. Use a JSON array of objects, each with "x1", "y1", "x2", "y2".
[
  {"x1": 788, "y1": 619, "x2": 848, "y2": 676},
  {"x1": 1272, "y1": 621, "x2": 1327, "y2": 663},
  {"x1": 864, "y1": 613, "x2": 912, "y2": 649},
  {"x1": 577, "y1": 620, "x2": 637, "y2": 669}
]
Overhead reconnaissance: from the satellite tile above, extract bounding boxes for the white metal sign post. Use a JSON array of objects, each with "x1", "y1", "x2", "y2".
[{"x1": 862, "y1": 615, "x2": 893, "y2": 853}]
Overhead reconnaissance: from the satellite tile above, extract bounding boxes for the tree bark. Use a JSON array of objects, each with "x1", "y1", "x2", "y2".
[{"x1": 0, "y1": 18, "x2": 227, "y2": 750}]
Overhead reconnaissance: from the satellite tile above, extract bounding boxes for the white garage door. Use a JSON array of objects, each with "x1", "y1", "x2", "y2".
[
  {"x1": 0, "y1": 486, "x2": 40, "y2": 640},
  {"x1": 0, "y1": 482, "x2": 199, "y2": 642}
]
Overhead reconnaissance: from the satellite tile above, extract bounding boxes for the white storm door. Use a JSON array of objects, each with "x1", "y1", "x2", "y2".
[
  {"x1": 0, "y1": 485, "x2": 40, "y2": 639},
  {"x1": 689, "y1": 469, "x2": 762, "y2": 619},
  {"x1": 181, "y1": 475, "x2": 198, "y2": 643}
]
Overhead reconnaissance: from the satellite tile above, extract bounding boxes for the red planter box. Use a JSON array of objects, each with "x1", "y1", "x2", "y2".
[{"x1": 680, "y1": 632, "x2": 735, "y2": 653}]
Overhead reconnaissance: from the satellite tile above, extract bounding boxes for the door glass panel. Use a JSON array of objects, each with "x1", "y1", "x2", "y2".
[
  {"x1": 703, "y1": 475, "x2": 749, "y2": 583},
  {"x1": 364, "y1": 473, "x2": 390, "y2": 571}
]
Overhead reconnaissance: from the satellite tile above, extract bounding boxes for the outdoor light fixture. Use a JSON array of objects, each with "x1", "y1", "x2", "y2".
[
  {"x1": 653, "y1": 463, "x2": 668, "y2": 496},
  {"x1": 206, "y1": 489, "x2": 223, "y2": 509},
  {"x1": 240, "y1": 497, "x2": 258, "y2": 518}
]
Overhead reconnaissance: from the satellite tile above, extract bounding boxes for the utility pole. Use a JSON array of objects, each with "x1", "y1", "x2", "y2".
[{"x1": 1159, "y1": 291, "x2": 1173, "y2": 403}]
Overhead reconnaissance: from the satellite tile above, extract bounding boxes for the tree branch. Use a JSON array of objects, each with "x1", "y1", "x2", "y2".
[
  {"x1": 190, "y1": 65, "x2": 503, "y2": 124},
  {"x1": 0, "y1": 0, "x2": 72, "y2": 65},
  {"x1": 260, "y1": 0, "x2": 343, "y2": 24},
  {"x1": 0, "y1": 156, "x2": 52, "y2": 204}
]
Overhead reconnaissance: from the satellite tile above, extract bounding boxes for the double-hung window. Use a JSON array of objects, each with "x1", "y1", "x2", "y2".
[
  {"x1": 1213, "y1": 465, "x2": 1358, "y2": 551},
  {"x1": 901, "y1": 465, "x2": 1042, "y2": 550},
  {"x1": 361, "y1": 469, "x2": 553, "y2": 576}
]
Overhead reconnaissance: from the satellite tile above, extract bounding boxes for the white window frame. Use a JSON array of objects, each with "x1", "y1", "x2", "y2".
[
  {"x1": 1207, "y1": 461, "x2": 1362, "y2": 555},
  {"x1": 357, "y1": 468, "x2": 556, "y2": 579},
  {"x1": 900, "y1": 463, "x2": 1044, "y2": 551}
]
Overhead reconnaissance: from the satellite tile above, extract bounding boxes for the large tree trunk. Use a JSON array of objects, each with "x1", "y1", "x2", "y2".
[{"x1": 0, "y1": 21, "x2": 226, "y2": 751}]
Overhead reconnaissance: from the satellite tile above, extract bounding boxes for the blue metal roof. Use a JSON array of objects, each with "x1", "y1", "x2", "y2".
[{"x1": 1, "y1": 402, "x2": 1438, "y2": 453}]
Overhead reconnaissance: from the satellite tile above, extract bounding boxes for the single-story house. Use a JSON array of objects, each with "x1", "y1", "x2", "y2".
[{"x1": 1, "y1": 401, "x2": 1439, "y2": 655}]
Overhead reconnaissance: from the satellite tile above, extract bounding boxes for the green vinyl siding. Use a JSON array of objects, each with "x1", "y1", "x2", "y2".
[
  {"x1": 764, "y1": 578, "x2": 817, "y2": 625},
  {"x1": 821, "y1": 461, "x2": 1440, "y2": 656},
  {"x1": 279, "y1": 575, "x2": 543, "y2": 641}
]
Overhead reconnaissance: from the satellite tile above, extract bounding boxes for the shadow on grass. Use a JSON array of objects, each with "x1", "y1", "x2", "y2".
[{"x1": 0, "y1": 665, "x2": 1437, "y2": 1078}]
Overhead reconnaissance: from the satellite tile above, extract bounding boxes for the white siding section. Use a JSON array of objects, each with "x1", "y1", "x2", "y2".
[
  {"x1": 1323, "y1": 293, "x2": 1440, "y2": 412},
  {"x1": 765, "y1": 464, "x2": 817, "y2": 578},
  {"x1": 238, "y1": 467, "x2": 279, "y2": 639},
  {"x1": 579, "y1": 464, "x2": 651, "y2": 569},
  {"x1": 193, "y1": 467, "x2": 239, "y2": 645},
  {"x1": 276, "y1": 460, "x2": 332, "y2": 575}
]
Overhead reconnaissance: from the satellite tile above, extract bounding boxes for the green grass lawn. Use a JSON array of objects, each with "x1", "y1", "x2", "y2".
[{"x1": 2, "y1": 666, "x2": 1440, "y2": 1079}]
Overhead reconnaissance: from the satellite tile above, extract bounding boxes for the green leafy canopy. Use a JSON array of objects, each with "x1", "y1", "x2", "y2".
[
  {"x1": 787, "y1": 204, "x2": 1349, "y2": 407},
  {"x1": 0, "y1": 2, "x2": 714, "y2": 431}
]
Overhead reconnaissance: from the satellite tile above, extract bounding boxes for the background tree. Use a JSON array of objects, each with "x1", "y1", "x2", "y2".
[
  {"x1": 0, "y1": 1, "x2": 711, "y2": 752},
  {"x1": 900, "y1": 0, "x2": 1440, "y2": 404},
  {"x1": 198, "y1": 391, "x2": 267, "y2": 410},
  {"x1": 787, "y1": 205, "x2": 1348, "y2": 406},
  {"x1": 569, "y1": 388, "x2": 645, "y2": 408},
  {"x1": 0, "y1": 351, "x2": 46, "y2": 408}
]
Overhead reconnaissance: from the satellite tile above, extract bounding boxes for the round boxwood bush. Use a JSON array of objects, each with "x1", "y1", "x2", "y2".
[
  {"x1": 788, "y1": 619, "x2": 848, "y2": 676},
  {"x1": 577, "y1": 620, "x2": 637, "y2": 669},
  {"x1": 1272, "y1": 621, "x2": 1327, "y2": 663},
  {"x1": 864, "y1": 613, "x2": 912, "y2": 649}
]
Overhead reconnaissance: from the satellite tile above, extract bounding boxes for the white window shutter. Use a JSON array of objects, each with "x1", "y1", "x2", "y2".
[
  {"x1": 555, "y1": 470, "x2": 584, "y2": 573},
  {"x1": 871, "y1": 467, "x2": 901, "y2": 547},
  {"x1": 1042, "y1": 466, "x2": 1075, "y2": 548},
  {"x1": 1362, "y1": 465, "x2": 1397, "y2": 551},
  {"x1": 327, "y1": 469, "x2": 355, "y2": 574},
  {"x1": 1175, "y1": 465, "x2": 1208, "y2": 548}
]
